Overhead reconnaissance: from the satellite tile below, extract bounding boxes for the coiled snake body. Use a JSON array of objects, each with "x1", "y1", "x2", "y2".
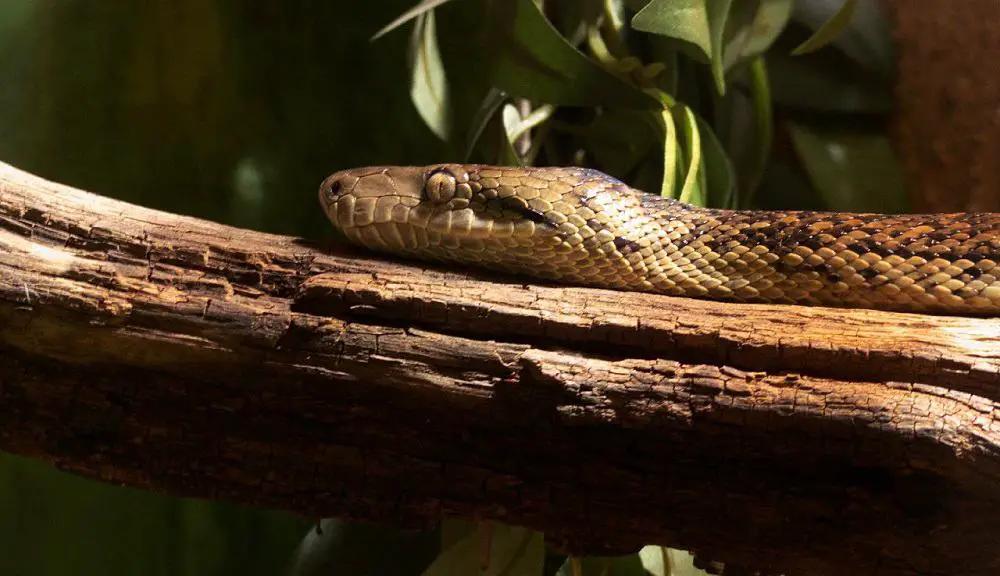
[{"x1": 320, "y1": 164, "x2": 1000, "y2": 314}]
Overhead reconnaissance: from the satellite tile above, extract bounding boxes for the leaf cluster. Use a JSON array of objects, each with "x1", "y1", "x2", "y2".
[{"x1": 380, "y1": 0, "x2": 904, "y2": 213}]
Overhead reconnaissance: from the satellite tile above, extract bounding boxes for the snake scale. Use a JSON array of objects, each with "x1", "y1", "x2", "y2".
[{"x1": 319, "y1": 164, "x2": 1000, "y2": 315}]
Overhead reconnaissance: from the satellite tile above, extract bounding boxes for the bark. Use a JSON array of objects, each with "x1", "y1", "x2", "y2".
[
  {"x1": 1, "y1": 160, "x2": 999, "y2": 575},
  {"x1": 882, "y1": 0, "x2": 1000, "y2": 212}
]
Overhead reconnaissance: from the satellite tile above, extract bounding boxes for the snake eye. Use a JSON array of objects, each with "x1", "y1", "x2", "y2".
[
  {"x1": 319, "y1": 177, "x2": 345, "y2": 209},
  {"x1": 424, "y1": 168, "x2": 458, "y2": 203}
]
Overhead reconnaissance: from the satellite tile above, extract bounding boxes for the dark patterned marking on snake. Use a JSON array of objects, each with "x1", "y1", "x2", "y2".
[{"x1": 614, "y1": 236, "x2": 642, "y2": 254}]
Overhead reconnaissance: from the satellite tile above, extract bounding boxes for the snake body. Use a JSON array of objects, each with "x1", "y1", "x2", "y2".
[{"x1": 319, "y1": 164, "x2": 1000, "y2": 314}]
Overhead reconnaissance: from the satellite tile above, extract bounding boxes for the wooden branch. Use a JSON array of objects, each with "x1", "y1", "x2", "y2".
[{"x1": 2, "y1": 160, "x2": 999, "y2": 576}]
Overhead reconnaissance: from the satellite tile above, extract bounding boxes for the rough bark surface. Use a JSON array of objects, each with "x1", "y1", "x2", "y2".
[
  {"x1": 2, "y1": 161, "x2": 1000, "y2": 575},
  {"x1": 882, "y1": 0, "x2": 1000, "y2": 212}
]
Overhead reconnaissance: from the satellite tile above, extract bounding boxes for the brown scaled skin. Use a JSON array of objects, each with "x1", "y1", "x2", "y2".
[{"x1": 320, "y1": 164, "x2": 1000, "y2": 315}]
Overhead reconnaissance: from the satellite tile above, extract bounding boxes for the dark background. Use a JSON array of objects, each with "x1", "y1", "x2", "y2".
[{"x1": 0, "y1": 2, "x2": 440, "y2": 574}]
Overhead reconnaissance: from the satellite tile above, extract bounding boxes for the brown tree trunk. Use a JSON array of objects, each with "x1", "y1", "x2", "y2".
[
  {"x1": 883, "y1": 0, "x2": 1000, "y2": 212},
  {"x1": 2, "y1": 161, "x2": 999, "y2": 575}
]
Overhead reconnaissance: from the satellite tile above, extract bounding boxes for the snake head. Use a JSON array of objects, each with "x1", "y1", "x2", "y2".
[
  {"x1": 319, "y1": 164, "x2": 657, "y2": 288},
  {"x1": 319, "y1": 163, "x2": 559, "y2": 247},
  {"x1": 319, "y1": 164, "x2": 477, "y2": 223}
]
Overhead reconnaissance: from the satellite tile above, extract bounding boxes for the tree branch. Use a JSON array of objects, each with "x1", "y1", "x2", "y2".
[{"x1": 2, "y1": 160, "x2": 999, "y2": 575}]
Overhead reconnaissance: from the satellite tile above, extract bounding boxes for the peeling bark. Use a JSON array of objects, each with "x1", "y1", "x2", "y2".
[{"x1": 1, "y1": 161, "x2": 999, "y2": 575}]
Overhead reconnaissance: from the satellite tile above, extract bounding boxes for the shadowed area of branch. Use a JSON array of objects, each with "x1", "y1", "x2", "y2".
[{"x1": 1, "y1": 161, "x2": 999, "y2": 576}]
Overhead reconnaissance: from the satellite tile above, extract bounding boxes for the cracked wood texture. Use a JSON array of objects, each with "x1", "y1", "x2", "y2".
[{"x1": 1, "y1": 161, "x2": 1000, "y2": 576}]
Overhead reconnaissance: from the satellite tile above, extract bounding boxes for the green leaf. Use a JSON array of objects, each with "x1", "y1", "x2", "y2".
[
  {"x1": 791, "y1": 0, "x2": 859, "y2": 55},
  {"x1": 493, "y1": 527, "x2": 545, "y2": 576},
  {"x1": 467, "y1": 97, "x2": 523, "y2": 165},
  {"x1": 794, "y1": 0, "x2": 895, "y2": 76},
  {"x1": 548, "y1": 0, "x2": 605, "y2": 44},
  {"x1": 765, "y1": 48, "x2": 892, "y2": 113},
  {"x1": 464, "y1": 88, "x2": 509, "y2": 161},
  {"x1": 657, "y1": 107, "x2": 680, "y2": 198},
  {"x1": 371, "y1": 0, "x2": 457, "y2": 41},
  {"x1": 694, "y1": 113, "x2": 736, "y2": 208},
  {"x1": 506, "y1": 104, "x2": 555, "y2": 143},
  {"x1": 422, "y1": 523, "x2": 485, "y2": 576},
  {"x1": 673, "y1": 104, "x2": 704, "y2": 205},
  {"x1": 632, "y1": 0, "x2": 711, "y2": 60},
  {"x1": 440, "y1": 518, "x2": 477, "y2": 551},
  {"x1": 489, "y1": 0, "x2": 659, "y2": 108},
  {"x1": 710, "y1": 52, "x2": 771, "y2": 207},
  {"x1": 583, "y1": 109, "x2": 660, "y2": 176},
  {"x1": 718, "y1": 0, "x2": 760, "y2": 73},
  {"x1": 556, "y1": 554, "x2": 648, "y2": 576},
  {"x1": 409, "y1": 11, "x2": 450, "y2": 140},
  {"x1": 745, "y1": 56, "x2": 772, "y2": 200},
  {"x1": 637, "y1": 546, "x2": 713, "y2": 576},
  {"x1": 423, "y1": 522, "x2": 544, "y2": 576},
  {"x1": 755, "y1": 159, "x2": 827, "y2": 210},
  {"x1": 722, "y1": 0, "x2": 794, "y2": 69},
  {"x1": 705, "y1": 0, "x2": 735, "y2": 94},
  {"x1": 629, "y1": 149, "x2": 670, "y2": 196},
  {"x1": 786, "y1": 120, "x2": 908, "y2": 213},
  {"x1": 499, "y1": 103, "x2": 527, "y2": 165},
  {"x1": 637, "y1": 546, "x2": 670, "y2": 576},
  {"x1": 631, "y1": 0, "x2": 734, "y2": 94},
  {"x1": 625, "y1": 0, "x2": 654, "y2": 11},
  {"x1": 287, "y1": 519, "x2": 439, "y2": 576}
]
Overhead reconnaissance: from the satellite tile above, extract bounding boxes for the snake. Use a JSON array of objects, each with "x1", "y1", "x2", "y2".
[{"x1": 319, "y1": 164, "x2": 1000, "y2": 315}]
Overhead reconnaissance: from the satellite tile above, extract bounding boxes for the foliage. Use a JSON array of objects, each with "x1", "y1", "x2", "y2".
[
  {"x1": 378, "y1": 0, "x2": 904, "y2": 214},
  {"x1": 291, "y1": 1, "x2": 905, "y2": 574}
]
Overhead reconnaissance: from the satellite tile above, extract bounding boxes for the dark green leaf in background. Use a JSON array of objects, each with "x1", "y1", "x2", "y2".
[
  {"x1": 765, "y1": 47, "x2": 892, "y2": 113},
  {"x1": 714, "y1": 56, "x2": 773, "y2": 206},
  {"x1": 583, "y1": 108, "x2": 660, "y2": 177},
  {"x1": 464, "y1": 88, "x2": 510, "y2": 160},
  {"x1": 490, "y1": 0, "x2": 659, "y2": 108},
  {"x1": 787, "y1": 120, "x2": 908, "y2": 213},
  {"x1": 286, "y1": 519, "x2": 439, "y2": 576},
  {"x1": 791, "y1": 0, "x2": 894, "y2": 77},
  {"x1": 695, "y1": 112, "x2": 736, "y2": 208},
  {"x1": 556, "y1": 554, "x2": 647, "y2": 576},
  {"x1": 422, "y1": 521, "x2": 544, "y2": 576},
  {"x1": 791, "y1": 0, "x2": 859, "y2": 55}
]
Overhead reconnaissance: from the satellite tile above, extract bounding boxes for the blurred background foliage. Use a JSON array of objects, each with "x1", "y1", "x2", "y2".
[
  {"x1": 380, "y1": 0, "x2": 903, "y2": 216},
  {"x1": 0, "y1": 0, "x2": 996, "y2": 574}
]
